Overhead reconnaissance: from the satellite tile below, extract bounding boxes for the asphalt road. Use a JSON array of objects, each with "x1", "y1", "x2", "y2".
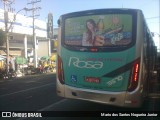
[{"x1": 0, "y1": 73, "x2": 159, "y2": 120}]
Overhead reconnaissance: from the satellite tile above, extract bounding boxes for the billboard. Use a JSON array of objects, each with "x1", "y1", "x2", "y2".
[{"x1": 0, "y1": 9, "x2": 47, "y2": 37}]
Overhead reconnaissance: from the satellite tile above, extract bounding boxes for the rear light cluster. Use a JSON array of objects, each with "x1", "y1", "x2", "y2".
[
  {"x1": 58, "y1": 55, "x2": 64, "y2": 84},
  {"x1": 134, "y1": 64, "x2": 139, "y2": 82},
  {"x1": 128, "y1": 59, "x2": 140, "y2": 92},
  {"x1": 90, "y1": 48, "x2": 98, "y2": 52}
]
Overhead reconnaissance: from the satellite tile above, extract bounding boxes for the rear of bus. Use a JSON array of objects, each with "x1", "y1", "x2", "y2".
[{"x1": 57, "y1": 9, "x2": 144, "y2": 108}]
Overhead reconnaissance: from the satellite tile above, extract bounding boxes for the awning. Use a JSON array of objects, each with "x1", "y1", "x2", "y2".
[
  {"x1": 0, "y1": 55, "x2": 6, "y2": 60},
  {"x1": 15, "y1": 56, "x2": 28, "y2": 64},
  {"x1": 0, "y1": 50, "x2": 6, "y2": 55},
  {"x1": 10, "y1": 50, "x2": 21, "y2": 56},
  {"x1": 40, "y1": 56, "x2": 50, "y2": 61},
  {"x1": 0, "y1": 50, "x2": 21, "y2": 56},
  {"x1": 50, "y1": 55, "x2": 56, "y2": 61}
]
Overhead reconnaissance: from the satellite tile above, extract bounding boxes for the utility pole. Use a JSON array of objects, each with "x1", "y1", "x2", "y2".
[
  {"x1": 159, "y1": 0, "x2": 160, "y2": 50},
  {"x1": 25, "y1": 0, "x2": 41, "y2": 68},
  {"x1": 2, "y1": 0, "x2": 15, "y2": 73}
]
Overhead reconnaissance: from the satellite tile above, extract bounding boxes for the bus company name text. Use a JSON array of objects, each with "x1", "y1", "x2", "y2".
[
  {"x1": 2, "y1": 112, "x2": 42, "y2": 118},
  {"x1": 68, "y1": 57, "x2": 103, "y2": 69},
  {"x1": 85, "y1": 57, "x2": 124, "y2": 62}
]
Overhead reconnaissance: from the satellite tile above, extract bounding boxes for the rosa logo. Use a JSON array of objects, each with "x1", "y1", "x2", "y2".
[{"x1": 68, "y1": 57, "x2": 103, "y2": 69}]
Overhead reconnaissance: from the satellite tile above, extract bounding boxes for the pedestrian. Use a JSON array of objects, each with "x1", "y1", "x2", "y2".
[{"x1": 9, "y1": 61, "x2": 13, "y2": 72}]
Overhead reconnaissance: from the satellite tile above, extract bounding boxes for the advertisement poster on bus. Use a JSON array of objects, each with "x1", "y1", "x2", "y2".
[{"x1": 65, "y1": 14, "x2": 132, "y2": 47}]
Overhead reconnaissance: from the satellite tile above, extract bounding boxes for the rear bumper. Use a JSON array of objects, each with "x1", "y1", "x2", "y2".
[{"x1": 56, "y1": 81, "x2": 143, "y2": 108}]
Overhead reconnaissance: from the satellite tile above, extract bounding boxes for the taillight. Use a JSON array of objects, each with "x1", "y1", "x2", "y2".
[
  {"x1": 90, "y1": 48, "x2": 98, "y2": 52},
  {"x1": 128, "y1": 59, "x2": 140, "y2": 92},
  {"x1": 133, "y1": 64, "x2": 139, "y2": 82},
  {"x1": 58, "y1": 55, "x2": 64, "y2": 84}
]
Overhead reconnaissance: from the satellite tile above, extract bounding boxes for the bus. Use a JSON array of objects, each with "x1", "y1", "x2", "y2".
[{"x1": 56, "y1": 9, "x2": 157, "y2": 108}]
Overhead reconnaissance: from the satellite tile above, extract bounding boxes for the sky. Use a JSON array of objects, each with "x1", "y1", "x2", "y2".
[{"x1": 0, "y1": 0, "x2": 160, "y2": 48}]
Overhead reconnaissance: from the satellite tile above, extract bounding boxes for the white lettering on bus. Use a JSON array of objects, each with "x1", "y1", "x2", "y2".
[
  {"x1": 68, "y1": 57, "x2": 103, "y2": 69},
  {"x1": 107, "y1": 75, "x2": 123, "y2": 86}
]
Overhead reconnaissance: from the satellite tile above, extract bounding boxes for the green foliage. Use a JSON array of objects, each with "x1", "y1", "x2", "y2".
[{"x1": 0, "y1": 29, "x2": 6, "y2": 46}]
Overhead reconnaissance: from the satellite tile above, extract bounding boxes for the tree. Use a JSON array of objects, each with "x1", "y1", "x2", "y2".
[{"x1": 0, "y1": 29, "x2": 6, "y2": 46}]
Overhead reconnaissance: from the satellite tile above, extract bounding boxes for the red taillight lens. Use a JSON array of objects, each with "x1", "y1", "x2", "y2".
[
  {"x1": 90, "y1": 48, "x2": 98, "y2": 52},
  {"x1": 128, "y1": 60, "x2": 140, "y2": 92},
  {"x1": 133, "y1": 64, "x2": 139, "y2": 82},
  {"x1": 58, "y1": 55, "x2": 64, "y2": 84}
]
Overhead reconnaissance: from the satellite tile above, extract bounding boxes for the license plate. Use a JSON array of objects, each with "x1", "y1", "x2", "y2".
[{"x1": 85, "y1": 77, "x2": 100, "y2": 84}]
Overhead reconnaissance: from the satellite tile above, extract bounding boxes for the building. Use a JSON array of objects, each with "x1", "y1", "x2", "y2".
[{"x1": 0, "y1": 8, "x2": 55, "y2": 59}]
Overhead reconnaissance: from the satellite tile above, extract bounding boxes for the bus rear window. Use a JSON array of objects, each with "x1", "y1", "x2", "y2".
[{"x1": 64, "y1": 14, "x2": 132, "y2": 47}]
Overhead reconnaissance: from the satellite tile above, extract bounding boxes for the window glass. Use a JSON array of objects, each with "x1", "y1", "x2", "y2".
[{"x1": 64, "y1": 14, "x2": 132, "y2": 47}]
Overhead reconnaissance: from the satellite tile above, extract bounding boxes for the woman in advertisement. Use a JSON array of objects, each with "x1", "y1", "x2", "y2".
[{"x1": 82, "y1": 19, "x2": 105, "y2": 46}]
